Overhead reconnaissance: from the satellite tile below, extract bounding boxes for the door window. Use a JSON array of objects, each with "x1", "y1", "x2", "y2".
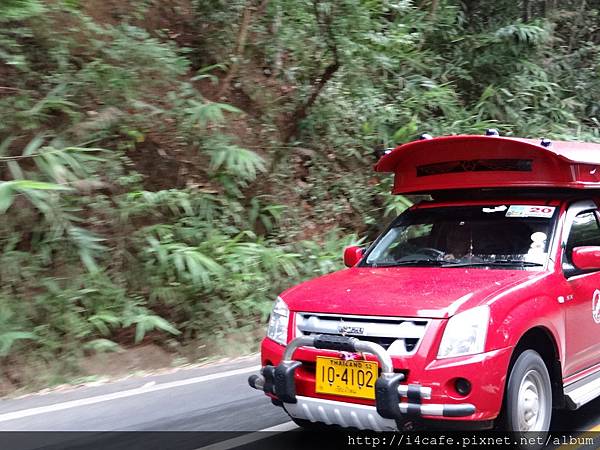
[{"x1": 565, "y1": 210, "x2": 600, "y2": 267}]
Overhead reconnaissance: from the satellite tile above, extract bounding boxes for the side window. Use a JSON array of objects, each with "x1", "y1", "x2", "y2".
[{"x1": 565, "y1": 211, "x2": 600, "y2": 265}]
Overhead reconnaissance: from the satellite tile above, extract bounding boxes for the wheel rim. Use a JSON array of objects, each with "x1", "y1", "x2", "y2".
[{"x1": 516, "y1": 369, "x2": 547, "y2": 431}]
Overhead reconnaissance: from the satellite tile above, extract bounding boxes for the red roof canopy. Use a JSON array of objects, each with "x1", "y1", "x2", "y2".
[{"x1": 374, "y1": 135, "x2": 600, "y2": 194}]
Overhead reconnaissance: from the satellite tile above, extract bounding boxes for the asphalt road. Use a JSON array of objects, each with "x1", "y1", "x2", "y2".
[
  {"x1": 0, "y1": 355, "x2": 292, "y2": 449},
  {"x1": 1, "y1": 354, "x2": 600, "y2": 450}
]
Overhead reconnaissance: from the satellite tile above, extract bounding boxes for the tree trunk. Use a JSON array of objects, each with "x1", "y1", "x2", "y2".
[
  {"x1": 216, "y1": 0, "x2": 271, "y2": 98},
  {"x1": 523, "y1": 0, "x2": 530, "y2": 22},
  {"x1": 282, "y1": 61, "x2": 340, "y2": 144},
  {"x1": 568, "y1": 0, "x2": 587, "y2": 52},
  {"x1": 266, "y1": 0, "x2": 341, "y2": 172},
  {"x1": 271, "y1": 3, "x2": 283, "y2": 77},
  {"x1": 430, "y1": 0, "x2": 439, "y2": 19}
]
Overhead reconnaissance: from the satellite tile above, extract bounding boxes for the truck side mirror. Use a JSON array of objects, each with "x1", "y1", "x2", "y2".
[
  {"x1": 343, "y1": 246, "x2": 364, "y2": 267},
  {"x1": 572, "y1": 246, "x2": 600, "y2": 270}
]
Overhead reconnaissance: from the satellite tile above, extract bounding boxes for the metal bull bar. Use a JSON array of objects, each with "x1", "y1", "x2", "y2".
[{"x1": 248, "y1": 334, "x2": 475, "y2": 420}]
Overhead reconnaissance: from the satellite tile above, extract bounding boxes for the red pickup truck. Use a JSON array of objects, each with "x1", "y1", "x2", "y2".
[{"x1": 249, "y1": 133, "x2": 600, "y2": 434}]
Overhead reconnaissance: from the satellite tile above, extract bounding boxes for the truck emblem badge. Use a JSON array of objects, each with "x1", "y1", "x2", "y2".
[
  {"x1": 338, "y1": 325, "x2": 364, "y2": 335},
  {"x1": 593, "y1": 290, "x2": 600, "y2": 324}
]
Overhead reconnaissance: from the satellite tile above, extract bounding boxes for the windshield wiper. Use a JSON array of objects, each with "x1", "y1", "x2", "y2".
[
  {"x1": 370, "y1": 259, "x2": 445, "y2": 267},
  {"x1": 441, "y1": 259, "x2": 544, "y2": 268}
]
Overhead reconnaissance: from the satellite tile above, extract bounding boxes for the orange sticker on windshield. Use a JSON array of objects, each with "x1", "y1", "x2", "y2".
[{"x1": 506, "y1": 205, "x2": 555, "y2": 218}]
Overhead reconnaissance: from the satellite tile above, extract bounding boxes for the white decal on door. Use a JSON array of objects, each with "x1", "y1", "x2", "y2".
[{"x1": 593, "y1": 290, "x2": 600, "y2": 324}]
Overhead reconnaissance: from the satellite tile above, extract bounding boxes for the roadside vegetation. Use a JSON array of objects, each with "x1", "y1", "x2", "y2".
[{"x1": 1, "y1": 0, "x2": 599, "y2": 390}]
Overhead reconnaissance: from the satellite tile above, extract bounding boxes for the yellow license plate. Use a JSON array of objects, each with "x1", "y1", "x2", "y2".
[{"x1": 315, "y1": 356, "x2": 377, "y2": 399}]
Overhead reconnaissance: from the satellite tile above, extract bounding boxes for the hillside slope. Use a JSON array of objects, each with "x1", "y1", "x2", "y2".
[{"x1": 1, "y1": 0, "x2": 599, "y2": 391}]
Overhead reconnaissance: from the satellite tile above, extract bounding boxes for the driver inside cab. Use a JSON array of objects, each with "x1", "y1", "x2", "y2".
[{"x1": 444, "y1": 223, "x2": 475, "y2": 261}]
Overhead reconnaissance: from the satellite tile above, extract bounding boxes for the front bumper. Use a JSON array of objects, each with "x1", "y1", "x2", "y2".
[
  {"x1": 248, "y1": 335, "x2": 476, "y2": 429},
  {"x1": 286, "y1": 395, "x2": 396, "y2": 431}
]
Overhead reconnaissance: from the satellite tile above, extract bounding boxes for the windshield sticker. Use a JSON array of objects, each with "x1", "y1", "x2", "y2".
[
  {"x1": 506, "y1": 205, "x2": 556, "y2": 218},
  {"x1": 482, "y1": 205, "x2": 507, "y2": 213}
]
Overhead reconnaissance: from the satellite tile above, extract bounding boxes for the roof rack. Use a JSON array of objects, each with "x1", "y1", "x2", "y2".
[{"x1": 375, "y1": 135, "x2": 600, "y2": 195}]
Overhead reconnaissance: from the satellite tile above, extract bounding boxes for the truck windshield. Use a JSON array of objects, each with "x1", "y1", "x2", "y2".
[{"x1": 364, "y1": 204, "x2": 558, "y2": 269}]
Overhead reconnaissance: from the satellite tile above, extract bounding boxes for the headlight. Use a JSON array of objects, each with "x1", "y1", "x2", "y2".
[
  {"x1": 437, "y1": 306, "x2": 489, "y2": 359},
  {"x1": 266, "y1": 297, "x2": 289, "y2": 345}
]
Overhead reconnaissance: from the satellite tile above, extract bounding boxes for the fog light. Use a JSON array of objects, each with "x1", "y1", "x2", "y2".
[{"x1": 455, "y1": 378, "x2": 471, "y2": 396}]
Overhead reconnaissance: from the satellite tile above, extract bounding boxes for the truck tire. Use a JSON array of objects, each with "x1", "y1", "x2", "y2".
[{"x1": 504, "y1": 349, "x2": 552, "y2": 434}]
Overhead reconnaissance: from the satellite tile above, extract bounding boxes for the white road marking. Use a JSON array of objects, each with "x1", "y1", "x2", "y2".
[
  {"x1": 195, "y1": 421, "x2": 298, "y2": 450},
  {"x1": 0, "y1": 365, "x2": 261, "y2": 424}
]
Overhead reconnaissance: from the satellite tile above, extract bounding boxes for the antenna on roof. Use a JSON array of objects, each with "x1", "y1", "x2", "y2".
[
  {"x1": 485, "y1": 128, "x2": 500, "y2": 136},
  {"x1": 540, "y1": 138, "x2": 552, "y2": 148},
  {"x1": 419, "y1": 133, "x2": 433, "y2": 140}
]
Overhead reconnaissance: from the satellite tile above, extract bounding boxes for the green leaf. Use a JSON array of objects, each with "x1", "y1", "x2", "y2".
[
  {"x1": 196, "y1": 63, "x2": 227, "y2": 74},
  {"x1": 216, "y1": 103, "x2": 243, "y2": 114},
  {"x1": 134, "y1": 322, "x2": 146, "y2": 344},
  {"x1": 392, "y1": 118, "x2": 418, "y2": 143},
  {"x1": 146, "y1": 315, "x2": 180, "y2": 336},
  {"x1": 0, "y1": 136, "x2": 14, "y2": 156},
  {"x1": 0, "y1": 183, "x2": 14, "y2": 213},
  {"x1": 11, "y1": 180, "x2": 70, "y2": 191},
  {"x1": 133, "y1": 314, "x2": 180, "y2": 343},
  {"x1": 208, "y1": 144, "x2": 265, "y2": 181},
  {"x1": 7, "y1": 161, "x2": 23, "y2": 180},
  {"x1": 22, "y1": 134, "x2": 45, "y2": 156},
  {"x1": 89, "y1": 313, "x2": 121, "y2": 335},
  {"x1": 0, "y1": 331, "x2": 37, "y2": 356},
  {"x1": 82, "y1": 339, "x2": 122, "y2": 353},
  {"x1": 0, "y1": 0, "x2": 45, "y2": 22}
]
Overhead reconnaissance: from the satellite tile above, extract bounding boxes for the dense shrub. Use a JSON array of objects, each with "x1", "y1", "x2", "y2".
[{"x1": 1, "y1": 0, "x2": 600, "y2": 384}]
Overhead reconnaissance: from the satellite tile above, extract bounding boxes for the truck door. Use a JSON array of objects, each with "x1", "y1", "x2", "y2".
[{"x1": 563, "y1": 203, "x2": 600, "y2": 376}]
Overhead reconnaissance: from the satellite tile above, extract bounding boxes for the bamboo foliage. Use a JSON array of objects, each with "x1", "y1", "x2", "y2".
[{"x1": 2, "y1": 0, "x2": 600, "y2": 386}]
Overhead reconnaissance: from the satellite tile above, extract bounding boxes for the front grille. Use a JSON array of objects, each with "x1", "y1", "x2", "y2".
[{"x1": 295, "y1": 312, "x2": 429, "y2": 356}]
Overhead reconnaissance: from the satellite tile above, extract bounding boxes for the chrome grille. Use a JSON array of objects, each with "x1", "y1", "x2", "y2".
[{"x1": 295, "y1": 312, "x2": 429, "y2": 356}]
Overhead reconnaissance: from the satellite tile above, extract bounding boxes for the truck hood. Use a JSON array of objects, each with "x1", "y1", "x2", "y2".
[{"x1": 281, "y1": 267, "x2": 543, "y2": 319}]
